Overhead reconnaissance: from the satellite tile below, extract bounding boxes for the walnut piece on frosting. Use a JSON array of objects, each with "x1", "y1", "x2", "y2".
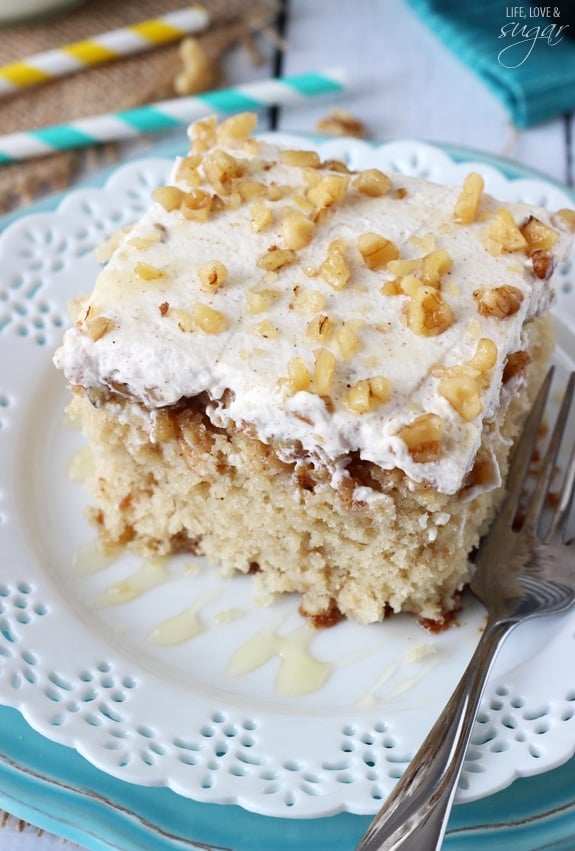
[
  {"x1": 84, "y1": 312, "x2": 114, "y2": 341},
  {"x1": 190, "y1": 303, "x2": 227, "y2": 334},
  {"x1": 353, "y1": 168, "x2": 392, "y2": 197},
  {"x1": 406, "y1": 286, "x2": 455, "y2": 337},
  {"x1": 487, "y1": 208, "x2": 528, "y2": 254},
  {"x1": 319, "y1": 240, "x2": 351, "y2": 289},
  {"x1": 313, "y1": 348, "x2": 336, "y2": 396},
  {"x1": 454, "y1": 172, "x2": 484, "y2": 224},
  {"x1": 198, "y1": 260, "x2": 227, "y2": 292},
  {"x1": 399, "y1": 413, "x2": 444, "y2": 463},
  {"x1": 473, "y1": 285, "x2": 524, "y2": 318},
  {"x1": 346, "y1": 376, "x2": 392, "y2": 413},
  {"x1": 357, "y1": 233, "x2": 399, "y2": 271},
  {"x1": 436, "y1": 339, "x2": 498, "y2": 421}
]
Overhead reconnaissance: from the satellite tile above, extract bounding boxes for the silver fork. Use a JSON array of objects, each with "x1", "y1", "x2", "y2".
[{"x1": 356, "y1": 368, "x2": 575, "y2": 851}]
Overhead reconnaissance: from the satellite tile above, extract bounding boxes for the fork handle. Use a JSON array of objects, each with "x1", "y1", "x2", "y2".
[{"x1": 356, "y1": 617, "x2": 516, "y2": 851}]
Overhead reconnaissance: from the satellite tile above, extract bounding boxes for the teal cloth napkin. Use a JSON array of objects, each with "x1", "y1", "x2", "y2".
[{"x1": 406, "y1": 0, "x2": 575, "y2": 127}]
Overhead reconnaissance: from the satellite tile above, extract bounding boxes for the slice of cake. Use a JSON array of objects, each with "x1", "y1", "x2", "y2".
[{"x1": 54, "y1": 114, "x2": 574, "y2": 626}]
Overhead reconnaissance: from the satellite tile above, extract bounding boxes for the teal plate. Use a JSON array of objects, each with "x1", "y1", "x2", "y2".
[
  {"x1": 2, "y1": 703, "x2": 575, "y2": 850},
  {"x1": 1, "y1": 137, "x2": 575, "y2": 850}
]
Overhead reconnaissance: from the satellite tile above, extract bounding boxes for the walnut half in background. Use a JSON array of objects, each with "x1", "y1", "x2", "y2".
[{"x1": 316, "y1": 109, "x2": 367, "y2": 138}]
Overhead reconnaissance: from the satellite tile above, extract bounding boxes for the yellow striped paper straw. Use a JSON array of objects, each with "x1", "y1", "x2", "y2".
[{"x1": 0, "y1": 6, "x2": 209, "y2": 97}]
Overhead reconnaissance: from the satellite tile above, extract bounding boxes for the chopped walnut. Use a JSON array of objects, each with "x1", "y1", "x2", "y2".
[
  {"x1": 400, "y1": 274, "x2": 424, "y2": 297},
  {"x1": 438, "y1": 374, "x2": 483, "y2": 422},
  {"x1": 249, "y1": 202, "x2": 273, "y2": 233},
  {"x1": 313, "y1": 348, "x2": 336, "y2": 396},
  {"x1": 503, "y1": 350, "x2": 531, "y2": 383},
  {"x1": 346, "y1": 376, "x2": 391, "y2": 413},
  {"x1": 486, "y1": 208, "x2": 528, "y2": 254},
  {"x1": 411, "y1": 232, "x2": 436, "y2": 253},
  {"x1": 181, "y1": 189, "x2": 213, "y2": 222},
  {"x1": 286, "y1": 357, "x2": 312, "y2": 393},
  {"x1": 280, "y1": 149, "x2": 321, "y2": 168},
  {"x1": 174, "y1": 38, "x2": 216, "y2": 97},
  {"x1": 353, "y1": 168, "x2": 391, "y2": 197},
  {"x1": 170, "y1": 308, "x2": 194, "y2": 332},
  {"x1": 302, "y1": 167, "x2": 321, "y2": 189},
  {"x1": 316, "y1": 109, "x2": 366, "y2": 138},
  {"x1": 267, "y1": 182, "x2": 285, "y2": 202},
  {"x1": 399, "y1": 413, "x2": 444, "y2": 462},
  {"x1": 406, "y1": 286, "x2": 454, "y2": 336},
  {"x1": 127, "y1": 231, "x2": 162, "y2": 251},
  {"x1": 302, "y1": 265, "x2": 320, "y2": 278},
  {"x1": 291, "y1": 288, "x2": 326, "y2": 314},
  {"x1": 152, "y1": 185, "x2": 186, "y2": 212},
  {"x1": 84, "y1": 313, "x2": 114, "y2": 340},
  {"x1": 223, "y1": 190, "x2": 242, "y2": 211},
  {"x1": 216, "y1": 112, "x2": 258, "y2": 143},
  {"x1": 520, "y1": 216, "x2": 559, "y2": 252},
  {"x1": 387, "y1": 258, "x2": 420, "y2": 276},
  {"x1": 198, "y1": 260, "x2": 227, "y2": 291},
  {"x1": 257, "y1": 246, "x2": 297, "y2": 272},
  {"x1": 321, "y1": 158, "x2": 354, "y2": 174},
  {"x1": 291, "y1": 193, "x2": 315, "y2": 215},
  {"x1": 307, "y1": 313, "x2": 334, "y2": 343},
  {"x1": 245, "y1": 288, "x2": 280, "y2": 315},
  {"x1": 190, "y1": 303, "x2": 227, "y2": 334},
  {"x1": 473, "y1": 285, "x2": 524, "y2": 318},
  {"x1": 135, "y1": 262, "x2": 165, "y2": 281},
  {"x1": 454, "y1": 172, "x2": 484, "y2": 224},
  {"x1": 281, "y1": 210, "x2": 315, "y2": 250},
  {"x1": 238, "y1": 180, "x2": 267, "y2": 202},
  {"x1": 307, "y1": 174, "x2": 349, "y2": 210},
  {"x1": 203, "y1": 149, "x2": 244, "y2": 195},
  {"x1": 466, "y1": 337, "x2": 498, "y2": 382},
  {"x1": 253, "y1": 319, "x2": 279, "y2": 339},
  {"x1": 530, "y1": 249, "x2": 554, "y2": 280},
  {"x1": 380, "y1": 279, "x2": 402, "y2": 296},
  {"x1": 319, "y1": 240, "x2": 350, "y2": 289},
  {"x1": 335, "y1": 321, "x2": 362, "y2": 359},
  {"x1": 175, "y1": 154, "x2": 202, "y2": 187},
  {"x1": 420, "y1": 249, "x2": 453, "y2": 288},
  {"x1": 189, "y1": 115, "x2": 217, "y2": 154},
  {"x1": 357, "y1": 233, "x2": 399, "y2": 271},
  {"x1": 436, "y1": 338, "x2": 497, "y2": 420},
  {"x1": 210, "y1": 195, "x2": 226, "y2": 213}
]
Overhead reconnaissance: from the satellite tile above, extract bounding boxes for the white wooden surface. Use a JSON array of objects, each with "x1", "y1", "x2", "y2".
[
  {"x1": 277, "y1": 0, "x2": 572, "y2": 184},
  {"x1": 1, "y1": 0, "x2": 572, "y2": 847}
]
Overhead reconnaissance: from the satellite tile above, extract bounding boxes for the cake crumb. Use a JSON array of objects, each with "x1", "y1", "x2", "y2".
[{"x1": 215, "y1": 607, "x2": 245, "y2": 624}]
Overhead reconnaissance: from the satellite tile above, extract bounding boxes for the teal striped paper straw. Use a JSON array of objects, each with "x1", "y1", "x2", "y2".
[{"x1": 0, "y1": 69, "x2": 346, "y2": 165}]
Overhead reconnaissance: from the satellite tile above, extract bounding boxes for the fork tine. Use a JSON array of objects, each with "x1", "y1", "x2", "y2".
[
  {"x1": 550, "y1": 440, "x2": 575, "y2": 542},
  {"x1": 524, "y1": 370, "x2": 575, "y2": 536},
  {"x1": 546, "y1": 373, "x2": 575, "y2": 541},
  {"x1": 500, "y1": 367, "x2": 554, "y2": 525}
]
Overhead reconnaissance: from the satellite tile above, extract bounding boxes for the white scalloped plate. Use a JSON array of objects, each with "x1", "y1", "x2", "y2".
[{"x1": 0, "y1": 136, "x2": 574, "y2": 819}]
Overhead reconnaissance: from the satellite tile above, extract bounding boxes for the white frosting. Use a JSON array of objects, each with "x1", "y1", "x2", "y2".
[{"x1": 54, "y1": 138, "x2": 573, "y2": 495}]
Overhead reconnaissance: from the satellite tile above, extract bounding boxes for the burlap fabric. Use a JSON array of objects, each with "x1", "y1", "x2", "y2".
[{"x1": 0, "y1": 0, "x2": 279, "y2": 213}]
